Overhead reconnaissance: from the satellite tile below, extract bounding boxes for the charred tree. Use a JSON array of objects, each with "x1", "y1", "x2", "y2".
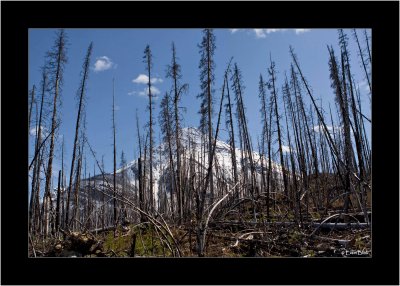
[
  {"x1": 136, "y1": 111, "x2": 145, "y2": 223},
  {"x1": 144, "y1": 45, "x2": 155, "y2": 213},
  {"x1": 28, "y1": 85, "x2": 36, "y2": 138},
  {"x1": 328, "y1": 44, "x2": 353, "y2": 214},
  {"x1": 224, "y1": 61, "x2": 239, "y2": 205},
  {"x1": 29, "y1": 69, "x2": 47, "y2": 233},
  {"x1": 258, "y1": 74, "x2": 271, "y2": 220},
  {"x1": 198, "y1": 28, "x2": 216, "y2": 204},
  {"x1": 44, "y1": 29, "x2": 67, "y2": 233},
  {"x1": 268, "y1": 56, "x2": 289, "y2": 201},
  {"x1": 112, "y1": 78, "x2": 118, "y2": 229},
  {"x1": 167, "y1": 43, "x2": 188, "y2": 223},
  {"x1": 159, "y1": 92, "x2": 177, "y2": 220},
  {"x1": 66, "y1": 42, "x2": 93, "y2": 228}
]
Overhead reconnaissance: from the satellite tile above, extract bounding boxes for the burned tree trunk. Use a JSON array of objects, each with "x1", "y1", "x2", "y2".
[
  {"x1": 112, "y1": 78, "x2": 118, "y2": 229},
  {"x1": 44, "y1": 29, "x2": 67, "y2": 233},
  {"x1": 144, "y1": 45, "x2": 155, "y2": 213},
  {"x1": 66, "y1": 42, "x2": 93, "y2": 228}
]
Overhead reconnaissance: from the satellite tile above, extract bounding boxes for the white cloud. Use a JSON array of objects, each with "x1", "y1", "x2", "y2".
[
  {"x1": 313, "y1": 124, "x2": 342, "y2": 133},
  {"x1": 29, "y1": 126, "x2": 48, "y2": 137},
  {"x1": 266, "y1": 29, "x2": 283, "y2": 33},
  {"x1": 254, "y1": 29, "x2": 267, "y2": 38},
  {"x1": 93, "y1": 56, "x2": 115, "y2": 72},
  {"x1": 131, "y1": 73, "x2": 162, "y2": 98},
  {"x1": 282, "y1": 145, "x2": 292, "y2": 153},
  {"x1": 253, "y1": 29, "x2": 285, "y2": 38},
  {"x1": 314, "y1": 125, "x2": 330, "y2": 133},
  {"x1": 132, "y1": 74, "x2": 163, "y2": 84},
  {"x1": 295, "y1": 29, "x2": 311, "y2": 34},
  {"x1": 251, "y1": 29, "x2": 310, "y2": 38},
  {"x1": 137, "y1": 86, "x2": 161, "y2": 97},
  {"x1": 133, "y1": 74, "x2": 149, "y2": 84},
  {"x1": 230, "y1": 29, "x2": 240, "y2": 33}
]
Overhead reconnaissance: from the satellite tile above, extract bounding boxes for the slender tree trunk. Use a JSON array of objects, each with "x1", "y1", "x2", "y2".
[
  {"x1": 29, "y1": 72, "x2": 46, "y2": 233},
  {"x1": 170, "y1": 43, "x2": 184, "y2": 223},
  {"x1": 28, "y1": 85, "x2": 36, "y2": 138},
  {"x1": 44, "y1": 31, "x2": 66, "y2": 230},
  {"x1": 144, "y1": 46, "x2": 155, "y2": 213},
  {"x1": 73, "y1": 147, "x2": 83, "y2": 231},
  {"x1": 61, "y1": 138, "x2": 65, "y2": 229},
  {"x1": 352, "y1": 29, "x2": 371, "y2": 93},
  {"x1": 136, "y1": 111, "x2": 145, "y2": 223},
  {"x1": 364, "y1": 30, "x2": 372, "y2": 66},
  {"x1": 224, "y1": 64, "x2": 238, "y2": 203},
  {"x1": 112, "y1": 78, "x2": 118, "y2": 229},
  {"x1": 205, "y1": 30, "x2": 214, "y2": 205},
  {"x1": 101, "y1": 156, "x2": 106, "y2": 230},
  {"x1": 269, "y1": 57, "x2": 289, "y2": 200},
  {"x1": 55, "y1": 170, "x2": 61, "y2": 234},
  {"x1": 66, "y1": 42, "x2": 93, "y2": 228}
]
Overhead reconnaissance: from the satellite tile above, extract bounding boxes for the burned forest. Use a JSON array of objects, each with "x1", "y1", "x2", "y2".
[{"x1": 28, "y1": 28, "x2": 372, "y2": 258}]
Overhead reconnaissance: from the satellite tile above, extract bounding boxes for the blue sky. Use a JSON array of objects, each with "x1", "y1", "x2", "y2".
[{"x1": 29, "y1": 28, "x2": 371, "y2": 178}]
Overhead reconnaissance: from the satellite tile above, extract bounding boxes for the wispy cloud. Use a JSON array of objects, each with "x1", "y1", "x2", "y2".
[
  {"x1": 313, "y1": 124, "x2": 341, "y2": 133},
  {"x1": 138, "y1": 86, "x2": 160, "y2": 97},
  {"x1": 253, "y1": 29, "x2": 286, "y2": 38},
  {"x1": 93, "y1": 56, "x2": 115, "y2": 72},
  {"x1": 282, "y1": 145, "x2": 292, "y2": 153},
  {"x1": 230, "y1": 29, "x2": 311, "y2": 38},
  {"x1": 254, "y1": 29, "x2": 311, "y2": 38},
  {"x1": 29, "y1": 126, "x2": 48, "y2": 137},
  {"x1": 132, "y1": 74, "x2": 163, "y2": 84},
  {"x1": 130, "y1": 86, "x2": 161, "y2": 98},
  {"x1": 295, "y1": 29, "x2": 311, "y2": 35},
  {"x1": 131, "y1": 73, "x2": 162, "y2": 98}
]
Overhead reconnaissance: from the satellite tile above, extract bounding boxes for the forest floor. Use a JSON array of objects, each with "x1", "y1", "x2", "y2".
[{"x1": 29, "y1": 215, "x2": 371, "y2": 258}]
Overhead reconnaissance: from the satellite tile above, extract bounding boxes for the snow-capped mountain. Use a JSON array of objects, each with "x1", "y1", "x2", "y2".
[{"x1": 78, "y1": 127, "x2": 282, "y2": 207}]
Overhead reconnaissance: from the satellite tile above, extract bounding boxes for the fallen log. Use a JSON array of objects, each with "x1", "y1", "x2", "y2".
[
  {"x1": 310, "y1": 222, "x2": 369, "y2": 230},
  {"x1": 89, "y1": 225, "x2": 116, "y2": 234},
  {"x1": 210, "y1": 221, "x2": 369, "y2": 230}
]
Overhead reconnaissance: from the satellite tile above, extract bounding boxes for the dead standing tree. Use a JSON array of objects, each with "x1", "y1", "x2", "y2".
[
  {"x1": 327, "y1": 45, "x2": 353, "y2": 214},
  {"x1": 112, "y1": 78, "x2": 118, "y2": 230},
  {"x1": 136, "y1": 110, "x2": 146, "y2": 223},
  {"x1": 198, "y1": 28, "x2": 216, "y2": 205},
  {"x1": 43, "y1": 29, "x2": 67, "y2": 236},
  {"x1": 196, "y1": 69, "x2": 226, "y2": 257},
  {"x1": 28, "y1": 85, "x2": 36, "y2": 138},
  {"x1": 159, "y1": 92, "x2": 177, "y2": 220},
  {"x1": 29, "y1": 69, "x2": 47, "y2": 234},
  {"x1": 144, "y1": 45, "x2": 155, "y2": 214},
  {"x1": 268, "y1": 56, "x2": 289, "y2": 203},
  {"x1": 166, "y1": 42, "x2": 188, "y2": 224},
  {"x1": 223, "y1": 59, "x2": 239, "y2": 206},
  {"x1": 231, "y1": 63, "x2": 257, "y2": 220},
  {"x1": 258, "y1": 74, "x2": 272, "y2": 220},
  {"x1": 66, "y1": 42, "x2": 93, "y2": 228}
]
